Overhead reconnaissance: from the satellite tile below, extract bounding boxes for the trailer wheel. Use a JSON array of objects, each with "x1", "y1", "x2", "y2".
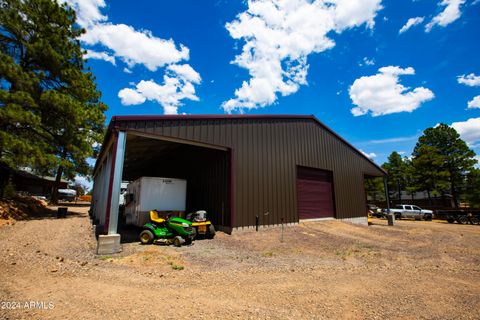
[
  {"x1": 446, "y1": 218, "x2": 455, "y2": 224},
  {"x1": 457, "y1": 215, "x2": 468, "y2": 225},
  {"x1": 139, "y1": 230, "x2": 154, "y2": 244}
]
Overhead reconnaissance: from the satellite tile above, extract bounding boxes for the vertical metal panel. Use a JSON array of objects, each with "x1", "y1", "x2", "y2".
[{"x1": 97, "y1": 149, "x2": 112, "y2": 226}]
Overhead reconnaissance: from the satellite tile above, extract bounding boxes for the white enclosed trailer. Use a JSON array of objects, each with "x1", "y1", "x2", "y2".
[{"x1": 124, "y1": 177, "x2": 187, "y2": 226}]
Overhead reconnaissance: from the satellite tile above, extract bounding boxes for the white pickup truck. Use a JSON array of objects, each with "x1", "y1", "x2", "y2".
[{"x1": 387, "y1": 204, "x2": 433, "y2": 221}]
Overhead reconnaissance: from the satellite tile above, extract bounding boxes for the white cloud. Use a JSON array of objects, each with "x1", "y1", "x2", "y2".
[
  {"x1": 451, "y1": 117, "x2": 480, "y2": 145},
  {"x1": 425, "y1": 0, "x2": 466, "y2": 32},
  {"x1": 349, "y1": 66, "x2": 434, "y2": 116},
  {"x1": 333, "y1": 0, "x2": 383, "y2": 29},
  {"x1": 65, "y1": 0, "x2": 190, "y2": 71},
  {"x1": 167, "y1": 64, "x2": 201, "y2": 83},
  {"x1": 399, "y1": 16, "x2": 424, "y2": 34},
  {"x1": 81, "y1": 23, "x2": 189, "y2": 71},
  {"x1": 222, "y1": 0, "x2": 383, "y2": 113},
  {"x1": 359, "y1": 57, "x2": 375, "y2": 66},
  {"x1": 360, "y1": 149, "x2": 377, "y2": 159},
  {"x1": 359, "y1": 135, "x2": 419, "y2": 145},
  {"x1": 84, "y1": 49, "x2": 115, "y2": 65},
  {"x1": 467, "y1": 95, "x2": 480, "y2": 109},
  {"x1": 118, "y1": 88, "x2": 146, "y2": 105},
  {"x1": 457, "y1": 73, "x2": 480, "y2": 87},
  {"x1": 62, "y1": 0, "x2": 107, "y2": 27},
  {"x1": 64, "y1": 0, "x2": 202, "y2": 115},
  {"x1": 118, "y1": 65, "x2": 201, "y2": 114}
]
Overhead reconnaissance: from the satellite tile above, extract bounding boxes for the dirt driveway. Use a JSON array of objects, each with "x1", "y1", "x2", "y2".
[{"x1": 1, "y1": 206, "x2": 479, "y2": 320}]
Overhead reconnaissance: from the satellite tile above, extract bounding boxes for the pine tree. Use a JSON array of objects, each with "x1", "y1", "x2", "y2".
[
  {"x1": 465, "y1": 168, "x2": 480, "y2": 208},
  {"x1": 364, "y1": 176, "x2": 385, "y2": 202},
  {"x1": 0, "y1": 0, "x2": 107, "y2": 202},
  {"x1": 382, "y1": 152, "x2": 407, "y2": 202},
  {"x1": 410, "y1": 145, "x2": 450, "y2": 205},
  {"x1": 413, "y1": 124, "x2": 476, "y2": 208}
]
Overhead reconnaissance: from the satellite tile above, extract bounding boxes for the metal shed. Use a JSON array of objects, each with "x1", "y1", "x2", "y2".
[{"x1": 91, "y1": 115, "x2": 385, "y2": 253}]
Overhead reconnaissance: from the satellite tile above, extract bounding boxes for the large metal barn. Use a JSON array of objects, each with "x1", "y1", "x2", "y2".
[{"x1": 91, "y1": 115, "x2": 385, "y2": 253}]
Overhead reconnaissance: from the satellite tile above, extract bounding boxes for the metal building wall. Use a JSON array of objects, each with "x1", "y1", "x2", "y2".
[
  {"x1": 92, "y1": 146, "x2": 113, "y2": 226},
  {"x1": 111, "y1": 117, "x2": 384, "y2": 228}
]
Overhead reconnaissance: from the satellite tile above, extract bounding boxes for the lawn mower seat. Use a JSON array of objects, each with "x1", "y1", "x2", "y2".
[{"x1": 149, "y1": 210, "x2": 165, "y2": 223}]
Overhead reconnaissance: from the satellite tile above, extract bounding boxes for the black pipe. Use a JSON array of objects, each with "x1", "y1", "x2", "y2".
[
  {"x1": 255, "y1": 215, "x2": 259, "y2": 231},
  {"x1": 383, "y1": 176, "x2": 390, "y2": 214}
]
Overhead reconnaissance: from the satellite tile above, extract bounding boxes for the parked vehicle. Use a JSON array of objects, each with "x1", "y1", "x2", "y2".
[
  {"x1": 186, "y1": 210, "x2": 216, "y2": 239},
  {"x1": 57, "y1": 189, "x2": 76, "y2": 202},
  {"x1": 368, "y1": 204, "x2": 383, "y2": 218},
  {"x1": 139, "y1": 210, "x2": 195, "y2": 246},
  {"x1": 436, "y1": 210, "x2": 480, "y2": 225},
  {"x1": 388, "y1": 204, "x2": 433, "y2": 221}
]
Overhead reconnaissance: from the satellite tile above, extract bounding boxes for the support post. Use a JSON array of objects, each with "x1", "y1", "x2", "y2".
[
  {"x1": 97, "y1": 130, "x2": 126, "y2": 255},
  {"x1": 384, "y1": 176, "x2": 394, "y2": 226},
  {"x1": 107, "y1": 130, "x2": 126, "y2": 235}
]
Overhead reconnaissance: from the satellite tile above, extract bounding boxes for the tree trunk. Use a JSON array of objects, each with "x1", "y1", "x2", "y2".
[
  {"x1": 398, "y1": 182, "x2": 402, "y2": 202},
  {"x1": 427, "y1": 190, "x2": 432, "y2": 206},
  {"x1": 450, "y1": 177, "x2": 459, "y2": 209},
  {"x1": 50, "y1": 165, "x2": 63, "y2": 205},
  {"x1": 51, "y1": 149, "x2": 67, "y2": 205}
]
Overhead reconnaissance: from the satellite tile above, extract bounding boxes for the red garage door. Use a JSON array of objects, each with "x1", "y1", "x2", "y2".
[{"x1": 297, "y1": 166, "x2": 335, "y2": 219}]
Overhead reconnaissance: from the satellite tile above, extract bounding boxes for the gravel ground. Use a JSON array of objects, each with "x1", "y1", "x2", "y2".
[{"x1": 1, "y1": 206, "x2": 479, "y2": 319}]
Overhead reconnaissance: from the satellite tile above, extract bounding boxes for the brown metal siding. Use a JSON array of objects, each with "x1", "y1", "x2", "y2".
[{"x1": 114, "y1": 118, "x2": 384, "y2": 227}]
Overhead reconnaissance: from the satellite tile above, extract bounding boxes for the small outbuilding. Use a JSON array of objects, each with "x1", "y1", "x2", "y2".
[
  {"x1": 91, "y1": 115, "x2": 385, "y2": 253},
  {"x1": 0, "y1": 162, "x2": 68, "y2": 197}
]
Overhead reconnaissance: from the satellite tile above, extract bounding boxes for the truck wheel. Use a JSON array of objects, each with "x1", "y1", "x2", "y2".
[
  {"x1": 139, "y1": 230, "x2": 154, "y2": 244},
  {"x1": 457, "y1": 215, "x2": 468, "y2": 224},
  {"x1": 395, "y1": 214, "x2": 401, "y2": 220},
  {"x1": 173, "y1": 236, "x2": 182, "y2": 247},
  {"x1": 207, "y1": 224, "x2": 216, "y2": 239},
  {"x1": 470, "y1": 216, "x2": 479, "y2": 225},
  {"x1": 424, "y1": 214, "x2": 432, "y2": 221}
]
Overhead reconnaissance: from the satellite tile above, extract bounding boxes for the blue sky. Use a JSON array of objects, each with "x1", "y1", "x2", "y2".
[{"x1": 67, "y1": 0, "x2": 480, "y2": 169}]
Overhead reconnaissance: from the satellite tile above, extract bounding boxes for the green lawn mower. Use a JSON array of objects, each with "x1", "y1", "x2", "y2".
[{"x1": 139, "y1": 210, "x2": 195, "y2": 247}]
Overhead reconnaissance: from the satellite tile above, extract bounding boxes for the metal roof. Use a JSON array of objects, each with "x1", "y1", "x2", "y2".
[{"x1": 94, "y1": 114, "x2": 386, "y2": 176}]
